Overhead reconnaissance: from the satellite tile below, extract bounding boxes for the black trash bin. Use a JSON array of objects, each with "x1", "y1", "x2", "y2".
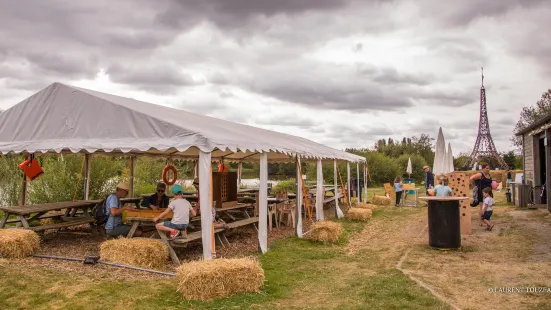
[{"x1": 423, "y1": 197, "x2": 464, "y2": 250}]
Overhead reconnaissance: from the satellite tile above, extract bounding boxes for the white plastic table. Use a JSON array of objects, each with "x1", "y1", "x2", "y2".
[{"x1": 402, "y1": 188, "x2": 419, "y2": 207}]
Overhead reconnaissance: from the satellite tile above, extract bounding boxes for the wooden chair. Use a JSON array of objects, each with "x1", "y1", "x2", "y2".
[
  {"x1": 268, "y1": 203, "x2": 281, "y2": 231},
  {"x1": 279, "y1": 199, "x2": 296, "y2": 228}
]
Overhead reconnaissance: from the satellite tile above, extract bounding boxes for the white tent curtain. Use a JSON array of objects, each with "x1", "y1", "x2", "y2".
[
  {"x1": 316, "y1": 159, "x2": 324, "y2": 221},
  {"x1": 347, "y1": 162, "x2": 351, "y2": 202},
  {"x1": 259, "y1": 153, "x2": 268, "y2": 253},
  {"x1": 296, "y1": 156, "x2": 303, "y2": 237},
  {"x1": 237, "y1": 161, "x2": 243, "y2": 187},
  {"x1": 334, "y1": 160, "x2": 344, "y2": 218},
  {"x1": 199, "y1": 151, "x2": 213, "y2": 260},
  {"x1": 356, "y1": 163, "x2": 360, "y2": 202}
]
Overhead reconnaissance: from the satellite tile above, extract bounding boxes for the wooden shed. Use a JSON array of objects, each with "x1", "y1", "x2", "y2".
[{"x1": 515, "y1": 114, "x2": 551, "y2": 212}]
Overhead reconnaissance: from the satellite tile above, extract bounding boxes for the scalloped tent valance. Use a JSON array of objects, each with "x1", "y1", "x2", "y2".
[{"x1": 0, "y1": 83, "x2": 365, "y2": 163}]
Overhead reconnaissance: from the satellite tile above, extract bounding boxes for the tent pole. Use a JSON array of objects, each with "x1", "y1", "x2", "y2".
[
  {"x1": 199, "y1": 151, "x2": 213, "y2": 260},
  {"x1": 364, "y1": 163, "x2": 368, "y2": 203},
  {"x1": 356, "y1": 163, "x2": 360, "y2": 202},
  {"x1": 347, "y1": 162, "x2": 351, "y2": 204},
  {"x1": 237, "y1": 161, "x2": 242, "y2": 187},
  {"x1": 316, "y1": 159, "x2": 324, "y2": 221},
  {"x1": 259, "y1": 152, "x2": 268, "y2": 253},
  {"x1": 19, "y1": 154, "x2": 28, "y2": 206},
  {"x1": 129, "y1": 156, "x2": 135, "y2": 198},
  {"x1": 334, "y1": 160, "x2": 344, "y2": 218},
  {"x1": 83, "y1": 154, "x2": 91, "y2": 200},
  {"x1": 295, "y1": 155, "x2": 303, "y2": 238}
]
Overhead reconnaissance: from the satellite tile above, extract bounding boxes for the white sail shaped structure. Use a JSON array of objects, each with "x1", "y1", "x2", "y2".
[
  {"x1": 433, "y1": 127, "x2": 447, "y2": 176},
  {"x1": 447, "y1": 143, "x2": 455, "y2": 173}
]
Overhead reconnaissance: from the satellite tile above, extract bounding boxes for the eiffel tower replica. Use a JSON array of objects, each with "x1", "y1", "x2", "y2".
[{"x1": 464, "y1": 68, "x2": 509, "y2": 170}]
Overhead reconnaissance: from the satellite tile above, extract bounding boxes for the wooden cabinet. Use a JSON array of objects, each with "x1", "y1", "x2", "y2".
[{"x1": 212, "y1": 172, "x2": 238, "y2": 207}]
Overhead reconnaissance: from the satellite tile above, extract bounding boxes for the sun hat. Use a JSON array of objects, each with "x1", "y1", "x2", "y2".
[
  {"x1": 116, "y1": 182, "x2": 130, "y2": 191},
  {"x1": 172, "y1": 184, "x2": 183, "y2": 194}
]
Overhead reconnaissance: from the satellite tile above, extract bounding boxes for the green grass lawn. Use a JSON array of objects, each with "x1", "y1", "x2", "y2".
[{"x1": 0, "y1": 189, "x2": 448, "y2": 310}]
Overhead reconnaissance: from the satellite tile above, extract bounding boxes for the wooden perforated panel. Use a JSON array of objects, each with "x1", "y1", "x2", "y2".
[
  {"x1": 213, "y1": 172, "x2": 238, "y2": 206},
  {"x1": 448, "y1": 172, "x2": 472, "y2": 235}
]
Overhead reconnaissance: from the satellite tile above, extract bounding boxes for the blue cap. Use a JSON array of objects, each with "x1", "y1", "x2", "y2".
[{"x1": 172, "y1": 184, "x2": 183, "y2": 194}]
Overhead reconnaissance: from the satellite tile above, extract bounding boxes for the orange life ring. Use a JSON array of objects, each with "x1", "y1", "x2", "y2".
[{"x1": 162, "y1": 164, "x2": 177, "y2": 185}]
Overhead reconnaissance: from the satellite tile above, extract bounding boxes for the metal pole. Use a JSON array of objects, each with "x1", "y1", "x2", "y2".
[
  {"x1": 356, "y1": 163, "x2": 360, "y2": 202},
  {"x1": 20, "y1": 154, "x2": 28, "y2": 206},
  {"x1": 295, "y1": 155, "x2": 303, "y2": 237}
]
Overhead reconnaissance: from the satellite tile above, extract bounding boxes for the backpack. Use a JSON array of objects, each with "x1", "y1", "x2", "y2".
[{"x1": 92, "y1": 194, "x2": 111, "y2": 226}]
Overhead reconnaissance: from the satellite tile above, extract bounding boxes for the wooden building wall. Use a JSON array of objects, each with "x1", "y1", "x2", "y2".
[{"x1": 524, "y1": 132, "x2": 534, "y2": 186}]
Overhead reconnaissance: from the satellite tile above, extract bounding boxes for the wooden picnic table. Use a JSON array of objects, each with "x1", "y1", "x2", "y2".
[{"x1": 0, "y1": 200, "x2": 98, "y2": 231}]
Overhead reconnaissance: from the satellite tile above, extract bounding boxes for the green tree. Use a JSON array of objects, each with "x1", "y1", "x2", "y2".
[
  {"x1": 502, "y1": 151, "x2": 518, "y2": 170},
  {"x1": 512, "y1": 89, "x2": 551, "y2": 149},
  {"x1": 395, "y1": 154, "x2": 428, "y2": 181}
]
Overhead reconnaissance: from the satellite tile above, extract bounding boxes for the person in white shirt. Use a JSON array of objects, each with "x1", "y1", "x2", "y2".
[
  {"x1": 480, "y1": 187, "x2": 495, "y2": 231},
  {"x1": 153, "y1": 184, "x2": 196, "y2": 240}
]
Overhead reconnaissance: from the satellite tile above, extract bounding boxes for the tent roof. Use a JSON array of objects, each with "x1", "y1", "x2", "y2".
[{"x1": 0, "y1": 83, "x2": 365, "y2": 163}]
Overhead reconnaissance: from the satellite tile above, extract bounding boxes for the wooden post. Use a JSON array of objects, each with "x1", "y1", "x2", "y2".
[
  {"x1": 20, "y1": 173, "x2": 27, "y2": 206},
  {"x1": 19, "y1": 154, "x2": 28, "y2": 206},
  {"x1": 129, "y1": 156, "x2": 135, "y2": 198},
  {"x1": 356, "y1": 163, "x2": 360, "y2": 201},
  {"x1": 448, "y1": 172, "x2": 472, "y2": 234},
  {"x1": 546, "y1": 129, "x2": 551, "y2": 212},
  {"x1": 83, "y1": 154, "x2": 91, "y2": 200}
]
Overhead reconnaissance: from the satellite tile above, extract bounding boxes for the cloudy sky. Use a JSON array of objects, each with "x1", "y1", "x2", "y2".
[{"x1": 1, "y1": 0, "x2": 550, "y2": 154}]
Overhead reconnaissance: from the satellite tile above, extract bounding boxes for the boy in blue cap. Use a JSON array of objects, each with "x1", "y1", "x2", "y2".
[{"x1": 153, "y1": 184, "x2": 196, "y2": 239}]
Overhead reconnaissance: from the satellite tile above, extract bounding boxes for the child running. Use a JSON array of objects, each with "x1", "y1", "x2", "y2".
[
  {"x1": 480, "y1": 187, "x2": 495, "y2": 231},
  {"x1": 153, "y1": 184, "x2": 196, "y2": 240}
]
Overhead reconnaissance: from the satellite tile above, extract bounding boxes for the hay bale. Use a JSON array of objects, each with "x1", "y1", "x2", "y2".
[
  {"x1": 347, "y1": 208, "x2": 372, "y2": 221},
  {"x1": 0, "y1": 229, "x2": 40, "y2": 258},
  {"x1": 176, "y1": 258, "x2": 264, "y2": 300},
  {"x1": 310, "y1": 221, "x2": 343, "y2": 243},
  {"x1": 372, "y1": 195, "x2": 391, "y2": 205},
  {"x1": 357, "y1": 202, "x2": 376, "y2": 210},
  {"x1": 100, "y1": 238, "x2": 168, "y2": 269}
]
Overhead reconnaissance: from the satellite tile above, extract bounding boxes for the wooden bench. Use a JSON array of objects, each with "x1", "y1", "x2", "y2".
[
  {"x1": 172, "y1": 228, "x2": 226, "y2": 245},
  {"x1": 5, "y1": 213, "x2": 63, "y2": 224},
  {"x1": 323, "y1": 192, "x2": 344, "y2": 204},
  {"x1": 30, "y1": 218, "x2": 95, "y2": 232},
  {"x1": 226, "y1": 217, "x2": 259, "y2": 229}
]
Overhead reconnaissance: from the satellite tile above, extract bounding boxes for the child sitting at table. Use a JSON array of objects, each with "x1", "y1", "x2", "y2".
[
  {"x1": 434, "y1": 176, "x2": 452, "y2": 197},
  {"x1": 153, "y1": 184, "x2": 195, "y2": 240}
]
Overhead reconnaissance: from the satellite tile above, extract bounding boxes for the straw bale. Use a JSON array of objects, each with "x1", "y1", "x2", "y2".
[
  {"x1": 0, "y1": 229, "x2": 40, "y2": 258},
  {"x1": 347, "y1": 208, "x2": 372, "y2": 222},
  {"x1": 372, "y1": 195, "x2": 391, "y2": 205},
  {"x1": 310, "y1": 221, "x2": 343, "y2": 243},
  {"x1": 356, "y1": 202, "x2": 376, "y2": 210},
  {"x1": 100, "y1": 238, "x2": 168, "y2": 269},
  {"x1": 176, "y1": 258, "x2": 264, "y2": 301}
]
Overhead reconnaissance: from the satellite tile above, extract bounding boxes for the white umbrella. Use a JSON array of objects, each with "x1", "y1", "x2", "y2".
[
  {"x1": 406, "y1": 157, "x2": 412, "y2": 178},
  {"x1": 433, "y1": 127, "x2": 446, "y2": 176},
  {"x1": 447, "y1": 143, "x2": 455, "y2": 173},
  {"x1": 472, "y1": 161, "x2": 477, "y2": 171},
  {"x1": 443, "y1": 149, "x2": 450, "y2": 175}
]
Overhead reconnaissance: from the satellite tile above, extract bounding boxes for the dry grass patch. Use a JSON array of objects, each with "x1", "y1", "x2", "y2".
[
  {"x1": 176, "y1": 258, "x2": 264, "y2": 301},
  {"x1": 347, "y1": 208, "x2": 372, "y2": 221},
  {"x1": 310, "y1": 221, "x2": 343, "y2": 243},
  {"x1": 0, "y1": 229, "x2": 40, "y2": 258},
  {"x1": 100, "y1": 238, "x2": 168, "y2": 269}
]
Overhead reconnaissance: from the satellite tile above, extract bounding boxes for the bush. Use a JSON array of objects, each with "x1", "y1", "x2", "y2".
[
  {"x1": 273, "y1": 179, "x2": 296, "y2": 193},
  {"x1": 395, "y1": 154, "x2": 428, "y2": 182},
  {"x1": 365, "y1": 152, "x2": 400, "y2": 186}
]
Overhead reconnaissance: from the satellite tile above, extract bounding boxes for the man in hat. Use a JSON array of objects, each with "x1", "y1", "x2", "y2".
[
  {"x1": 423, "y1": 166, "x2": 434, "y2": 195},
  {"x1": 142, "y1": 182, "x2": 170, "y2": 210},
  {"x1": 105, "y1": 182, "x2": 140, "y2": 237}
]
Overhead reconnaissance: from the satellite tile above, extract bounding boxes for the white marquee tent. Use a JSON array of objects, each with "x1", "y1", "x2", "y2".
[{"x1": 0, "y1": 82, "x2": 367, "y2": 260}]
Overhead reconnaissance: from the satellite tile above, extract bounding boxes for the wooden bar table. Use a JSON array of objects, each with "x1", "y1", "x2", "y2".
[{"x1": 419, "y1": 197, "x2": 469, "y2": 250}]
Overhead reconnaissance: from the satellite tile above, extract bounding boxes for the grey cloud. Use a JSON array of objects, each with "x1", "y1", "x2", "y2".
[
  {"x1": 357, "y1": 64, "x2": 433, "y2": 86},
  {"x1": 253, "y1": 115, "x2": 316, "y2": 127},
  {"x1": 418, "y1": 0, "x2": 547, "y2": 27},
  {"x1": 155, "y1": 0, "x2": 353, "y2": 30},
  {"x1": 106, "y1": 64, "x2": 201, "y2": 93}
]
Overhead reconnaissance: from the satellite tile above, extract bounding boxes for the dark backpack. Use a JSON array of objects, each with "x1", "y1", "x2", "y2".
[{"x1": 92, "y1": 195, "x2": 111, "y2": 225}]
